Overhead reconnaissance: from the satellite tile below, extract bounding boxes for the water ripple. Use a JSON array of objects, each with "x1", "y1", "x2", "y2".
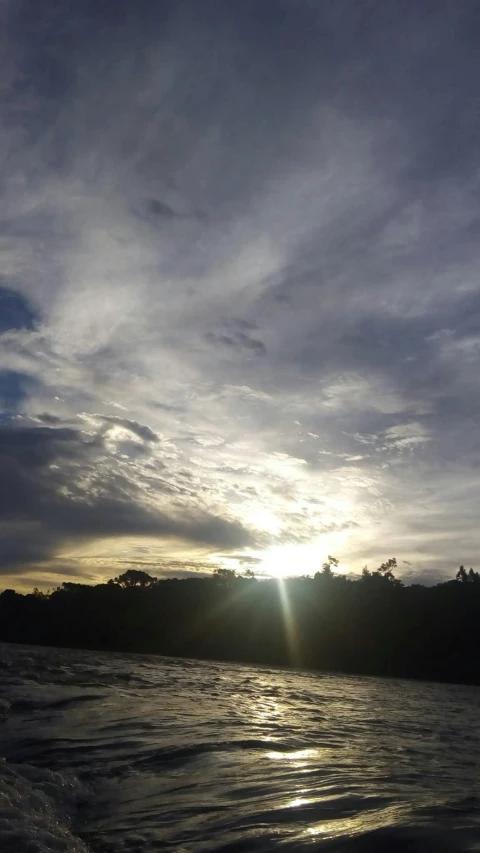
[{"x1": 0, "y1": 644, "x2": 479, "y2": 852}]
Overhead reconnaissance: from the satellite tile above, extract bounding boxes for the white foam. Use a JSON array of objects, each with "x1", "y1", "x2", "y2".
[{"x1": 0, "y1": 758, "x2": 89, "y2": 853}]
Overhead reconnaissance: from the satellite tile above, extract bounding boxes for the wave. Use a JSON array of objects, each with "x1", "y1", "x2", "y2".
[
  {"x1": 1, "y1": 644, "x2": 479, "y2": 853},
  {"x1": 10, "y1": 693, "x2": 106, "y2": 713},
  {"x1": 133, "y1": 737, "x2": 303, "y2": 768},
  {"x1": 212, "y1": 825, "x2": 476, "y2": 853},
  {"x1": 0, "y1": 758, "x2": 89, "y2": 853}
]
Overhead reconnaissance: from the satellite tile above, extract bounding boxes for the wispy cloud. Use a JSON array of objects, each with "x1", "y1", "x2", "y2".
[{"x1": 1, "y1": 1, "x2": 480, "y2": 587}]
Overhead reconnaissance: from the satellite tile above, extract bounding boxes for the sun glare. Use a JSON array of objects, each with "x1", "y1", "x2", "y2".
[{"x1": 257, "y1": 539, "x2": 349, "y2": 579}]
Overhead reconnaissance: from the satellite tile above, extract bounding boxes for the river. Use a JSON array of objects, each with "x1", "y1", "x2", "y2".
[{"x1": 0, "y1": 643, "x2": 479, "y2": 852}]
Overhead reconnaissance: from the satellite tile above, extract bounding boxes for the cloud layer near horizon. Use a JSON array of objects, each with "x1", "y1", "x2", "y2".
[{"x1": 2, "y1": 0, "x2": 480, "y2": 588}]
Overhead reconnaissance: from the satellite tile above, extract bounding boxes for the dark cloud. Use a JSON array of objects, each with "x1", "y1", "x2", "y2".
[
  {"x1": 0, "y1": 424, "x2": 255, "y2": 573},
  {"x1": 0, "y1": 371, "x2": 33, "y2": 410},
  {"x1": 218, "y1": 553, "x2": 265, "y2": 566},
  {"x1": 0, "y1": 287, "x2": 37, "y2": 332},
  {"x1": 101, "y1": 416, "x2": 160, "y2": 443},
  {"x1": 205, "y1": 332, "x2": 266, "y2": 356},
  {"x1": 37, "y1": 413, "x2": 62, "y2": 425},
  {"x1": 117, "y1": 561, "x2": 215, "y2": 580},
  {"x1": 205, "y1": 325, "x2": 267, "y2": 356},
  {"x1": 3, "y1": 0, "x2": 480, "y2": 584},
  {"x1": 0, "y1": 528, "x2": 57, "y2": 570},
  {"x1": 145, "y1": 199, "x2": 179, "y2": 219}
]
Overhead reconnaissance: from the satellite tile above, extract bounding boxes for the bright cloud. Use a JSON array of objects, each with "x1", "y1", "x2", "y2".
[{"x1": 1, "y1": 1, "x2": 480, "y2": 589}]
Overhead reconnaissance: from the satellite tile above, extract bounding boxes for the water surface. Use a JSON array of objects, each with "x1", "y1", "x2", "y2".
[{"x1": 0, "y1": 643, "x2": 479, "y2": 851}]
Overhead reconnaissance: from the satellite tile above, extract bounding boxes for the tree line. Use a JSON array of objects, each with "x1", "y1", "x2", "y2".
[{"x1": 1, "y1": 558, "x2": 479, "y2": 685}]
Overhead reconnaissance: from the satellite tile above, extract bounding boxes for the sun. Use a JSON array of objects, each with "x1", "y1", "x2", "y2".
[
  {"x1": 256, "y1": 534, "x2": 351, "y2": 579},
  {"x1": 256, "y1": 543, "x2": 323, "y2": 578}
]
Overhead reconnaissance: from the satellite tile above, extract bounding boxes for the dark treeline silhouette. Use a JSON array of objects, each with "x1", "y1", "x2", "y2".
[{"x1": 1, "y1": 559, "x2": 480, "y2": 685}]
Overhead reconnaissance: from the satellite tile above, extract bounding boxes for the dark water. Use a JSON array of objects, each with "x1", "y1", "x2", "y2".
[{"x1": 0, "y1": 644, "x2": 479, "y2": 852}]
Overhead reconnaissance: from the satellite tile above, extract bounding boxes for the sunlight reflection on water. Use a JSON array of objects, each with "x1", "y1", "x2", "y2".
[
  {"x1": 267, "y1": 748, "x2": 317, "y2": 761},
  {"x1": 0, "y1": 644, "x2": 479, "y2": 852}
]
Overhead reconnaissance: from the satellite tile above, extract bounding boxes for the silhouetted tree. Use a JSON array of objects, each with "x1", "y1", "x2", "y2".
[
  {"x1": 315, "y1": 555, "x2": 339, "y2": 580},
  {"x1": 212, "y1": 568, "x2": 237, "y2": 585},
  {"x1": 457, "y1": 565, "x2": 480, "y2": 583},
  {"x1": 32, "y1": 587, "x2": 47, "y2": 599},
  {"x1": 113, "y1": 570, "x2": 157, "y2": 588},
  {"x1": 2, "y1": 554, "x2": 480, "y2": 685},
  {"x1": 0, "y1": 589, "x2": 17, "y2": 601},
  {"x1": 378, "y1": 557, "x2": 397, "y2": 580}
]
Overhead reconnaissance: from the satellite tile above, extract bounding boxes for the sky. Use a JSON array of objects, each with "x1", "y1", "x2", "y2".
[{"x1": 2, "y1": 0, "x2": 480, "y2": 590}]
